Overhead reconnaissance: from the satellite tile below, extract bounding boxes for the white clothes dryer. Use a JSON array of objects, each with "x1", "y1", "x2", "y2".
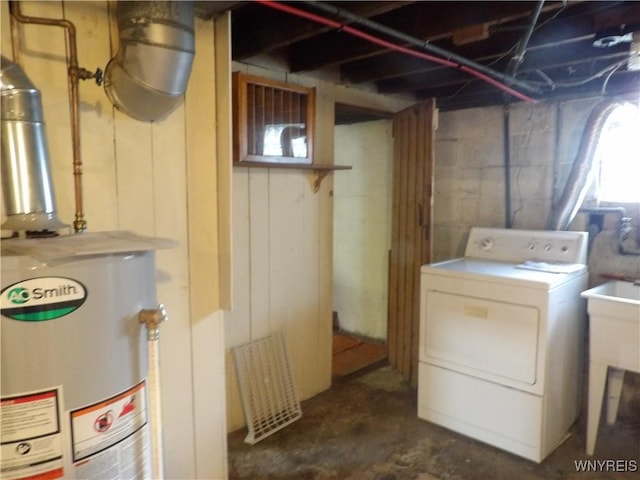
[{"x1": 418, "y1": 227, "x2": 588, "y2": 462}]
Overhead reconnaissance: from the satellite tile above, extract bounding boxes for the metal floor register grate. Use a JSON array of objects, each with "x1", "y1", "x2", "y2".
[{"x1": 232, "y1": 332, "x2": 302, "y2": 444}]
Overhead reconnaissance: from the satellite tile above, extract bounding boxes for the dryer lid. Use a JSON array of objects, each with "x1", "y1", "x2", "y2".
[{"x1": 422, "y1": 258, "x2": 587, "y2": 289}]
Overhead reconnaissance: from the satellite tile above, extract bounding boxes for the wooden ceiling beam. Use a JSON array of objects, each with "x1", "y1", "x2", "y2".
[
  {"x1": 342, "y1": 0, "x2": 640, "y2": 87},
  {"x1": 227, "y1": 0, "x2": 639, "y2": 111},
  {"x1": 231, "y1": 1, "x2": 411, "y2": 60},
  {"x1": 376, "y1": 43, "x2": 633, "y2": 95},
  {"x1": 288, "y1": 1, "x2": 560, "y2": 72},
  {"x1": 340, "y1": 9, "x2": 603, "y2": 84},
  {"x1": 427, "y1": 70, "x2": 640, "y2": 111}
]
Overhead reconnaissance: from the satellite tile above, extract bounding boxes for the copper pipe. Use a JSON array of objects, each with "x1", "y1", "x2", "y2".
[{"x1": 9, "y1": 0, "x2": 88, "y2": 233}]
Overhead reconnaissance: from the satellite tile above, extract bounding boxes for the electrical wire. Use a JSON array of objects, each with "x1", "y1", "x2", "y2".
[
  {"x1": 440, "y1": 0, "x2": 567, "y2": 105},
  {"x1": 255, "y1": 0, "x2": 538, "y2": 103},
  {"x1": 507, "y1": 0, "x2": 545, "y2": 78},
  {"x1": 451, "y1": 0, "x2": 566, "y2": 105},
  {"x1": 601, "y1": 62, "x2": 623, "y2": 95},
  {"x1": 483, "y1": 1, "x2": 567, "y2": 73},
  {"x1": 491, "y1": 0, "x2": 567, "y2": 37},
  {"x1": 527, "y1": 58, "x2": 629, "y2": 89},
  {"x1": 534, "y1": 69, "x2": 555, "y2": 89}
]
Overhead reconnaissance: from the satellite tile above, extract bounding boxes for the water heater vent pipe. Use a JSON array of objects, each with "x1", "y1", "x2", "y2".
[
  {"x1": 0, "y1": 56, "x2": 67, "y2": 233},
  {"x1": 8, "y1": 1, "x2": 102, "y2": 233},
  {"x1": 104, "y1": 1, "x2": 195, "y2": 122}
]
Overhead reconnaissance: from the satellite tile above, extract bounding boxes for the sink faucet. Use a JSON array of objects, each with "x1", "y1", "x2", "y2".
[{"x1": 617, "y1": 217, "x2": 640, "y2": 255}]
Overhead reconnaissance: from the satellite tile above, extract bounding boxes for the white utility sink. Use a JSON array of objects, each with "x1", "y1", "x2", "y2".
[
  {"x1": 582, "y1": 280, "x2": 640, "y2": 321},
  {"x1": 581, "y1": 280, "x2": 640, "y2": 455}
]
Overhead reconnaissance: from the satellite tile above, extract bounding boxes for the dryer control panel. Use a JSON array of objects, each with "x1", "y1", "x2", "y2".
[{"x1": 465, "y1": 227, "x2": 588, "y2": 264}]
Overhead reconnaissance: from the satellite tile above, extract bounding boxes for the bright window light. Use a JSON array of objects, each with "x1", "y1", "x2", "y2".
[
  {"x1": 597, "y1": 103, "x2": 640, "y2": 203},
  {"x1": 263, "y1": 124, "x2": 307, "y2": 158}
]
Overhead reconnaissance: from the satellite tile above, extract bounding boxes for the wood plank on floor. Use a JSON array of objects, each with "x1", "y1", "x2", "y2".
[{"x1": 332, "y1": 333, "x2": 386, "y2": 378}]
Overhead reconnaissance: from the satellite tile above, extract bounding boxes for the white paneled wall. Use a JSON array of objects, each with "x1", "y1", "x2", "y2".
[
  {"x1": 224, "y1": 62, "x2": 335, "y2": 430},
  {"x1": 224, "y1": 65, "x2": 411, "y2": 432},
  {"x1": 226, "y1": 163, "x2": 334, "y2": 433},
  {"x1": 1, "y1": 2, "x2": 230, "y2": 479}
]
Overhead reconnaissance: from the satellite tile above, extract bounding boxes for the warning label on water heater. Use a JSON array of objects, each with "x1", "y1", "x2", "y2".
[
  {"x1": 69, "y1": 381, "x2": 151, "y2": 479},
  {"x1": 0, "y1": 388, "x2": 65, "y2": 480}
]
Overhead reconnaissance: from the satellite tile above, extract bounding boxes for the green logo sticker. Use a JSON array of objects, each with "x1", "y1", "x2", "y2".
[
  {"x1": 7, "y1": 287, "x2": 30, "y2": 304},
  {"x1": 1, "y1": 277, "x2": 87, "y2": 321}
]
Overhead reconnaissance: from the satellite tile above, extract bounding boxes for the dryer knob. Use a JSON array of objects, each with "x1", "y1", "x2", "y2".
[{"x1": 480, "y1": 238, "x2": 493, "y2": 251}]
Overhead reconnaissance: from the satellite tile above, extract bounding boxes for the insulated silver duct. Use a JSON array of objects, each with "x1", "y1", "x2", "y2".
[
  {"x1": 104, "y1": 1, "x2": 195, "y2": 122},
  {"x1": 1, "y1": 56, "x2": 67, "y2": 233},
  {"x1": 546, "y1": 100, "x2": 621, "y2": 231}
]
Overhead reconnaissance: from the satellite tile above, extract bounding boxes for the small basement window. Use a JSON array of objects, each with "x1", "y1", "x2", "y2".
[
  {"x1": 232, "y1": 72, "x2": 315, "y2": 165},
  {"x1": 597, "y1": 102, "x2": 640, "y2": 203}
]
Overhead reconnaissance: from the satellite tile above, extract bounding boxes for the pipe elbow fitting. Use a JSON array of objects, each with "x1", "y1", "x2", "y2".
[{"x1": 104, "y1": 1, "x2": 195, "y2": 122}]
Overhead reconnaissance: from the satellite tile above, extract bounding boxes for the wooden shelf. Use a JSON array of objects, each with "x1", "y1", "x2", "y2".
[
  {"x1": 233, "y1": 162, "x2": 352, "y2": 192},
  {"x1": 233, "y1": 161, "x2": 351, "y2": 171}
]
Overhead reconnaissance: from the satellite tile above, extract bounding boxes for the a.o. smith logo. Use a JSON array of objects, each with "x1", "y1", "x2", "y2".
[{"x1": 1, "y1": 277, "x2": 87, "y2": 321}]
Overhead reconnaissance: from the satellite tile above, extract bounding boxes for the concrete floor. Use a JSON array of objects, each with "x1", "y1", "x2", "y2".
[{"x1": 228, "y1": 366, "x2": 640, "y2": 480}]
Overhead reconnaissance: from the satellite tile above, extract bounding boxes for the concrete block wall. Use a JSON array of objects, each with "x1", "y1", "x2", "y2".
[
  {"x1": 433, "y1": 98, "x2": 596, "y2": 262},
  {"x1": 435, "y1": 107, "x2": 504, "y2": 260}
]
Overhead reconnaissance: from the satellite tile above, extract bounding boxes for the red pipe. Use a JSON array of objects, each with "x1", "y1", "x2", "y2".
[{"x1": 255, "y1": 0, "x2": 537, "y2": 103}]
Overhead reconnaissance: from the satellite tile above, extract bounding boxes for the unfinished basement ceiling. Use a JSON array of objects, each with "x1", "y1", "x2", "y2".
[{"x1": 196, "y1": 1, "x2": 640, "y2": 116}]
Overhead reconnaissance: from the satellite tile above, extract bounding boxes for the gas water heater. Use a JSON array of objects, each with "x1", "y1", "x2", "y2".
[
  {"x1": 1, "y1": 49, "x2": 172, "y2": 480},
  {"x1": 1, "y1": 232, "x2": 170, "y2": 480}
]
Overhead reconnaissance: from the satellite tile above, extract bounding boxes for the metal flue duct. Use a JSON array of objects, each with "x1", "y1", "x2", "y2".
[
  {"x1": 104, "y1": 1, "x2": 195, "y2": 122},
  {"x1": 1, "y1": 56, "x2": 67, "y2": 233},
  {"x1": 546, "y1": 100, "x2": 621, "y2": 231}
]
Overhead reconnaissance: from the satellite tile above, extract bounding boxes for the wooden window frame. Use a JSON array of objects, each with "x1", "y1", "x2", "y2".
[{"x1": 232, "y1": 72, "x2": 316, "y2": 165}]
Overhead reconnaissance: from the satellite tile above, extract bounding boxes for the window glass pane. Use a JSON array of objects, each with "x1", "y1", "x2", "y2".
[
  {"x1": 263, "y1": 124, "x2": 307, "y2": 157},
  {"x1": 597, "y1": 103, "x2": 640, "y2": 203},
  {"x1": 245, "y1": 85, "x2": 308, "y2": 158}
]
